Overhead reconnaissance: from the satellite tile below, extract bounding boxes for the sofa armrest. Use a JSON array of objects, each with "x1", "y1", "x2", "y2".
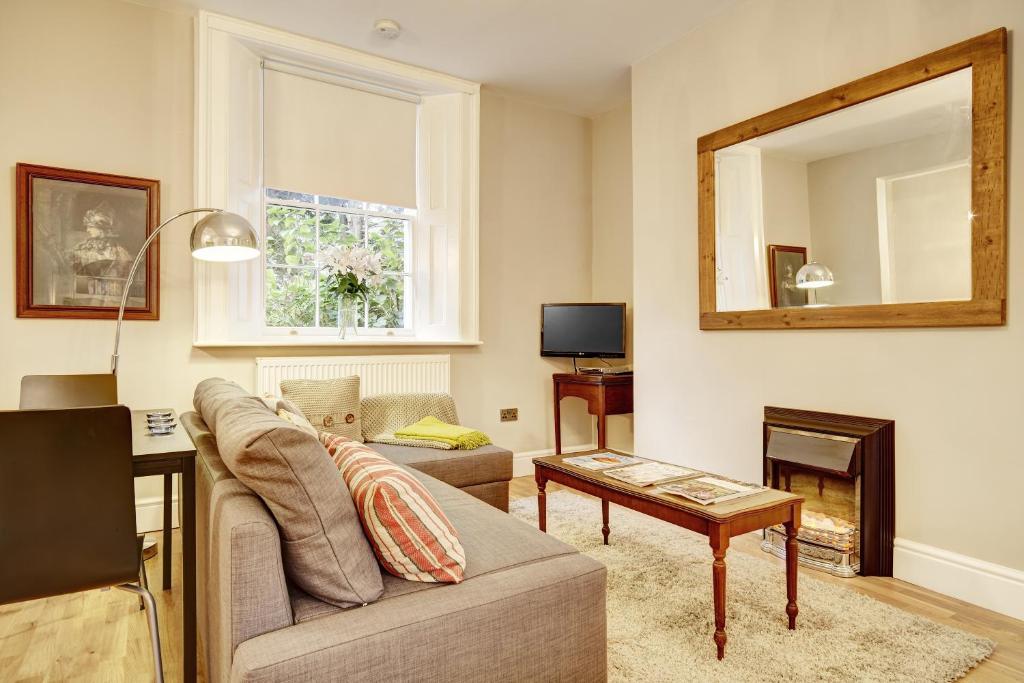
[
  {"x1": 205, "y1": 478, "x2": 294, "y2": 683},
  {"x1": 229, "y1": 554, "x2": 606, "y2": 682}
]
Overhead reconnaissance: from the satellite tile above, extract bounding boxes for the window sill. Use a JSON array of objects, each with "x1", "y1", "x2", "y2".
[{"x1": 193, "y1": 337, "x2": 483, "y2": 349}]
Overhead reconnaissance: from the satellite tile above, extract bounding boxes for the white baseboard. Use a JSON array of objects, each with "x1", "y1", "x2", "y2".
[
  {"x1": 135, "y1": 495, "x2": 179, "y2": 534},
  {"x1": 512, "y1": 443, "x2": 597, "y2": 478},
  {"x1": 894, "y1": 537, "x2": 1024, "y2": 621}
]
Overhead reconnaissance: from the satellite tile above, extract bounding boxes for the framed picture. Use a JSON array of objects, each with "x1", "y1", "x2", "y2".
[
  {"x1": 768, "y1": 244, "x2": 808, "y2": 308},
  {"x1": 16, "y1": 163, "x2": 160, "y2": 320}
]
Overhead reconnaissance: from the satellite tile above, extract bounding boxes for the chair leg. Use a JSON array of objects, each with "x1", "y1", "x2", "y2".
[
  {"x1": 136, "y1": 535, "x2": 147, "y2": 611},
  {"x1": 117, "y1": 583, "x2": 164, "y2": 683}
]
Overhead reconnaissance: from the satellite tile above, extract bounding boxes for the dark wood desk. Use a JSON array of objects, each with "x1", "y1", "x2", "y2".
[
  {"x1": 534, "y1": 450, "x2": 802, "y2": 660},
  {"x1": 132, "y1": 409, "x2": 197, "y2": 683},
  {"x1": 552, "y1": 372, "x2": 633, "y2": 454}
]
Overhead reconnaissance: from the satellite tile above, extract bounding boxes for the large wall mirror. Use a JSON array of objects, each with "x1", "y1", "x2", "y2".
[{"x1": 698, "y1": 29, "x2": 1006, "y2": 329}]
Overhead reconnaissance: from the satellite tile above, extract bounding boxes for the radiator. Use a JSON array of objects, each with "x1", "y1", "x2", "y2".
[{"x1": 256, "y1": 354, "x2": 451, "y2": 397}]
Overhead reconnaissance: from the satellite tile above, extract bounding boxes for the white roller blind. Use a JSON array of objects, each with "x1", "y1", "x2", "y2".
[{"x1": 263, "y1": 69, "x2": 417, "y2": 208}]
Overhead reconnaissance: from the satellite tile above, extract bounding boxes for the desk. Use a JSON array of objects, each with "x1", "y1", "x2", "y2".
[
  {"x1": 552, "y1": 373, "x2": 633, "y2": 454},
  {"x1": 131, "y1": 409, "x2": 197, "y2": 683}
]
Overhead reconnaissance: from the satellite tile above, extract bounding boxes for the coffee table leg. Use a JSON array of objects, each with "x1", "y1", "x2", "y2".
[
  {"x1": 710, "y1": 525, "x2": 729, "y2": 660},
  {"x1": 536, "y1": 471, "x2": 547, "y2": 533},
  {"x1": 601, "y1": 499, "x2": 610, "y2": 545},
  {"x1": 785, "y1": 509, "x2": 800, "y2": 630}
]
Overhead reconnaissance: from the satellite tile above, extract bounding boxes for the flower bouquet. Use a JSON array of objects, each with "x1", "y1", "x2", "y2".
[{"x1": 317, "y1": 245, "x2": 384, "y2": 338}]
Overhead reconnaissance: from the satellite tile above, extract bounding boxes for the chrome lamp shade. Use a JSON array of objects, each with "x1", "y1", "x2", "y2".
[
  {"x1": 795, "y1": 261, "x2": 835, "y2": 290},
  {"x1": 190, "y1": 211, "x2": 261, "y2": 262}
]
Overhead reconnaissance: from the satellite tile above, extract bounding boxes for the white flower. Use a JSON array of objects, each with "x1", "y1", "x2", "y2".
[{"x1": 316, "y1": 244, "x2": 384, "y2": 285}]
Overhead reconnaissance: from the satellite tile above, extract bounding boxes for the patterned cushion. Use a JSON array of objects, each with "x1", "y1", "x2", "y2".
[
  {"x1": 361, "y1": 393, "x2": 459, "y2": 448},
  {"x1": 320, "y1": 432, "x2": 466, "y2": 584},
  {"x1": 280, "y1": 376, "x2": 362, "y2": 441}
]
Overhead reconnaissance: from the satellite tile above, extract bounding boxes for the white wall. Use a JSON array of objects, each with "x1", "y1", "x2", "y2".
[
  {"x1": 591, "y1": 103, "x2": 634, "y2": 451},
  {"x1": 632, "y1": 0, "x2": 1024, "y2": 582},
  {"x1": 761, "y1": 154, "x2": 812, "y2": 251},
  {"x1": 0, "y1": 0, "x2": 594, "y2": 514}
]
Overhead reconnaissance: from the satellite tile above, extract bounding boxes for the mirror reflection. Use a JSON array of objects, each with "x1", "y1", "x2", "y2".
[{"x1": 715, "y1": 68, "x2": 972, "y2": 312}]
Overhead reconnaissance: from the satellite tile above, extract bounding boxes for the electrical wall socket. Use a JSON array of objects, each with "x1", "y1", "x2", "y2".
[{"x1": 499, "y1": 408, "x2": 518, "y2": 422}]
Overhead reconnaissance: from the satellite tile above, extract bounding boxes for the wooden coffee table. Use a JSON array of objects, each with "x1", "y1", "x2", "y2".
[{"x1": 533, "y1": 451, "x2": 803, "y2": 660}]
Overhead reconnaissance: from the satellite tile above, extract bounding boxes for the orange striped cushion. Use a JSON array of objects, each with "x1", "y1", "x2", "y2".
[{"x1": 320, "y1": 432, "x2": 466, "y2": 583}]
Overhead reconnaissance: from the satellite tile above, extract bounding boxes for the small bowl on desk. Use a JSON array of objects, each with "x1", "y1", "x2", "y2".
[
  {"x1": 148, "y1": 423, "x2": 177, "y2": 436},
  {"x1": 147, "y1": 410, "x2": 173, "y2": 419}
]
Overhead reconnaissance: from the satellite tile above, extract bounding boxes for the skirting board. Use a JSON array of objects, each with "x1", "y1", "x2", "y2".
[
  {"x1": 894, "y1": 537, "x2": 1024, "y2": 621},
  {"x1": 136, "y1": 494, "x2": 179, "y2": 534}
]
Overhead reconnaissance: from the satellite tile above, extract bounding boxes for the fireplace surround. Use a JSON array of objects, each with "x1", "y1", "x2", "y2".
[{"x1": 761, "y1": 407, "x2": 895, "y2": 577}]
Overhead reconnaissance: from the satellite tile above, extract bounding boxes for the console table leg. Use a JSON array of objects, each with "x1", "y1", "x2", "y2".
[
  {"x1": 536, "y1": 473, "x2": 547, "y2": 533},
  {"x1": 710, "y1": 526, "x2": 729, "y2": 660},
  {"x1": 785, "y1": 510, "x2": 800, "y2": 630},
  {"x1": 601, "y1": 499, "x2": 610, "y2": 545}
]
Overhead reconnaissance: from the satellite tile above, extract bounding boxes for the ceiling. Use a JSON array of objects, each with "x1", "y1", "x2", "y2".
[{"x1": 164, "y1": 0, "x2": 738, "y2": 116}]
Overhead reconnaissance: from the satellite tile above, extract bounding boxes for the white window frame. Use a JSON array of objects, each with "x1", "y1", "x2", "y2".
[
  {"x1": 262, "y1": 189, "x2": 415, "y2": 336},
  {"x1": 193, "y1": 11, "x2": 480, "y2": 347}
]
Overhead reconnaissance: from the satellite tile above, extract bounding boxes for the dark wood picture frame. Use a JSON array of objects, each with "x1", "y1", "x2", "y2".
[
  {"x1": 698, "y1": 28, "x2": 1006, "y2": 330},
  {"x1": 767, "y1": 245, "x2": 808, "y2": 308},
  {"x1": 16, "y1": 163, "x2": 160, "y2": 320}
]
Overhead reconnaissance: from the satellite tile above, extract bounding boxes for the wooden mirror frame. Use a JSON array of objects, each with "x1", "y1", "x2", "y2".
[{"x1": 698, "y1": 29, "x2": 1006, "y2": 330}]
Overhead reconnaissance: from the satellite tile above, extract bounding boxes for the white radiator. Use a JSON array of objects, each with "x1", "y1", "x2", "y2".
[{"x1": 256, "y1": 354, "x2": 451, "y2": 397}]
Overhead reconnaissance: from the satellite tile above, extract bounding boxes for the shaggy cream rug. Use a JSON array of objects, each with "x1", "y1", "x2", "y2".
[{"x1": 510, "y1": 491, "x2": 994, "y2": 683}]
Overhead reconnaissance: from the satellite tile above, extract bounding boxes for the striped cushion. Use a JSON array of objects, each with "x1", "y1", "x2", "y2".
[{"x1": 320, "y1": 432, "x2": 466, "y2": 583}]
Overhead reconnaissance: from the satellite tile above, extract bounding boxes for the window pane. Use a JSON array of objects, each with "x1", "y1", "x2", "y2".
[
  {"x1": 266, "y1": 188, "x2": 314, "y2": 203},
  {"x1": 367, "y1": 217, "x2": 407, "y2": 272},
  {"x1": 266, "y1": 205, "x2": 317, "y2": 266},
  {"x1": 366, "y1": 202, "x2": 417, "y2": 218},
  {"x1": 317, "y1": 195, "x2": 365, "y2": 209},
  {"x1": 319, "y1": 210, "x2": 363, "y2": 249},
  {"x1": 265, "y1": 267, "x2": 316, "y2": 327},
  {"x1": 366, "y1": 274, "x2": 406, "y2": 329}
]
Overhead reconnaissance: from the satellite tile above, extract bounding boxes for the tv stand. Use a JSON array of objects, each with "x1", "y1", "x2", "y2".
[{"x1": 552, "y1": 372, "x2": 634, "y2": 454}]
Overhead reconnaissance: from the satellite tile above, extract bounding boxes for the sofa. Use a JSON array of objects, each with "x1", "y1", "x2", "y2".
[{"x1": 183, "y1": 381, "x2": 607, "y2": 682}]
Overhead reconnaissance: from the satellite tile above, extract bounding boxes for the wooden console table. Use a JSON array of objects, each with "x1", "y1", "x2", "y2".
[
  {"x1": 534, "y1": 450, "x2": 803, "y2": 660},
  {"x1": 552, "y1": 372, "x2": 633, "y2": 454}
]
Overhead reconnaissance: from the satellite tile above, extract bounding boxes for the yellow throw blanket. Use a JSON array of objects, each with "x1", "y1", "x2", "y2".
[{"x1": 394, "y1": 416, "x2": 492, "y2": 450}]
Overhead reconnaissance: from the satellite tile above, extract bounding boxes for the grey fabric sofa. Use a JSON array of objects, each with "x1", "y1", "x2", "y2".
[{"x1": 183, "y1": 404, "x2": 607, "y2": 682}]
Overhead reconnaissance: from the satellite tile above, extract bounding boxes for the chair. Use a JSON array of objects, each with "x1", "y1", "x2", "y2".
[
  {"x1": 19, "y1": 373, "x2": 151, "y2": 604},
  {"x1": 19, "y1": 373, "x2": 119, "y2": 409},
  {"x1": 0, "y1": 406, "x2": 163, "y2": 682}
]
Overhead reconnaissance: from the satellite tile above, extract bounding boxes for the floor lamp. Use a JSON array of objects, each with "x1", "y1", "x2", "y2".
[{"x1": 111, "y1": 208, "x2": 259, "y2": 374}]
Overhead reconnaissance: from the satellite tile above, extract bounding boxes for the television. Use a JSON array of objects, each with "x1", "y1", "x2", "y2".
[{"x1": 541, "y1": 303, "x2": 626, "y2": 358}]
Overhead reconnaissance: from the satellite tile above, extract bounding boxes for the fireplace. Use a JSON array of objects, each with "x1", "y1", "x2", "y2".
[{"x1": 761, "y1": 407, "x2": 894, "y2": 577}]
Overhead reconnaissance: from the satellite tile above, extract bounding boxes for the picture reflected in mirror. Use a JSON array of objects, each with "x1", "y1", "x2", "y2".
[{"x1": 714, "y1": 67, "x2": 972, "y2": 312}]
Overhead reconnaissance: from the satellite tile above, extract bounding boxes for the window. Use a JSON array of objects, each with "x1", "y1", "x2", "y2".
[{"x1": 263, "y1": 188, "x2": 415, "y2": 332}]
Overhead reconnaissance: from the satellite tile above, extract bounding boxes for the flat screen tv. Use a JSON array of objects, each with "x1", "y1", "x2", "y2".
[{"x1": 541, "y1": 303, "x2": 626, "y2": 358}]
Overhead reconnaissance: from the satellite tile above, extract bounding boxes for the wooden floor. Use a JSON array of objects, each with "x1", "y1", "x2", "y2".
[
  {"x1": 510, "y1": 477, "x2": 1024, "y2": 683},
  {"x1": 1, "y1": 480, "x2": 1020, "y2": 682},
  {"x1": 0, "y1": 531, "x2": 203, "y2": 683}
]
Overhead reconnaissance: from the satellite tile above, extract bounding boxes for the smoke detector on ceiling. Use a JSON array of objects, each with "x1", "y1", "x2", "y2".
[{"x1": 374, "y1": 19, "x2": 402, "y2": 40}]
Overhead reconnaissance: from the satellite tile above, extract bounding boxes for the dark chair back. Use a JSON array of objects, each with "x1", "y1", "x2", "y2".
[
  {"x1": 19, "y1": 374, "x2": 118, "y2": 409},
  {"x1": 0, "y1": 405, "x2": 138, "y2": 604}
]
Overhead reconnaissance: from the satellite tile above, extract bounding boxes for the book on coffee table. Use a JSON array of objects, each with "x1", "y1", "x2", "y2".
[
  {"x1": 658, "y1": 476, "x2": 765, "y2": 505},
  {"x1": 562, "y1": 452, "x2": 645, "y2": 470},
  {"x1": 603, "y1": 462, "x2": 700, "y2": 487}
]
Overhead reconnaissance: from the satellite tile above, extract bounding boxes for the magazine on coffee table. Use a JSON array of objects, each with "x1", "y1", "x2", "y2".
[
  {"x1": 603, "y1": 462, "x2": 700, "y2": 487},
  {"x1": 658, "y1": 476, "x2": 765, "y2": 505},
  {"x1": 562, "y1": 452, "x2": 645, "y2": 471}
]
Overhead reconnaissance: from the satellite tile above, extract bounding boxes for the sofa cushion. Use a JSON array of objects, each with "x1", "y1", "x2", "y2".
[
  {"x1": 289, "y1": 465, "x2": 584, "y2": 623},
  {"x1": 280, "y1": 376, "x2": 363, "y2": 441},
  {"x1": 193, "y1": 378, "x2": 383, "y2": 608},
  {"x1": 360, "y1": 392, "x2": 460, "y2": 444},
  {"x1": 368, "y1": 443, "x2": 512, "y2": 489},
  {"x1": 322, "y1": 434, "x2": 466, "y2": 583}
]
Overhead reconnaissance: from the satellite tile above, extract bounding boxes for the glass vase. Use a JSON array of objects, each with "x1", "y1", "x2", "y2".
[{"x1": 338, "y1": 297, "x2": 359, "y2": 340}]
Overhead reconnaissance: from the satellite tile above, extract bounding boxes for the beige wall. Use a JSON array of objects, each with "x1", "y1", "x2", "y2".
[
  {"x1": 632, "y1": 0, "x2": 1024, "y2": 571},
  {"x1": 591, "y1": 103, "x2": 634, "y2": 451},
  {"x1": 761, "y1": 154, "x2": 811, "y2": 251},
  {"x1": 0, "y1": 0, "x2": 594, "y2": 511}
]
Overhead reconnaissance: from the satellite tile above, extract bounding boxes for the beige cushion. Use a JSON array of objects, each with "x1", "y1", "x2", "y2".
[
  {"x1": 361, "y1": 393, "x2": 459, "y2": 447},
  {"x1": 194, "y1": 378, "x2": 383, "y2": 608},
  {"x1": 281, "y1": 377, "x2": 362, "y2": 442},
  {"x1": 277, "y1": 409, "x2": 318, "y2": 436}
]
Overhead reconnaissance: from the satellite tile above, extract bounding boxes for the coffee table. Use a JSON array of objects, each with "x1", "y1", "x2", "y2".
[{"x1": 533, "y1": 450, "x2": 803, "y2": 660}]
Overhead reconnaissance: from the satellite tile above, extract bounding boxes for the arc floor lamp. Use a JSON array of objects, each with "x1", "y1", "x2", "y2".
[{"x1": 111, "y1": 208, "x2": 260, "y2": 374}]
